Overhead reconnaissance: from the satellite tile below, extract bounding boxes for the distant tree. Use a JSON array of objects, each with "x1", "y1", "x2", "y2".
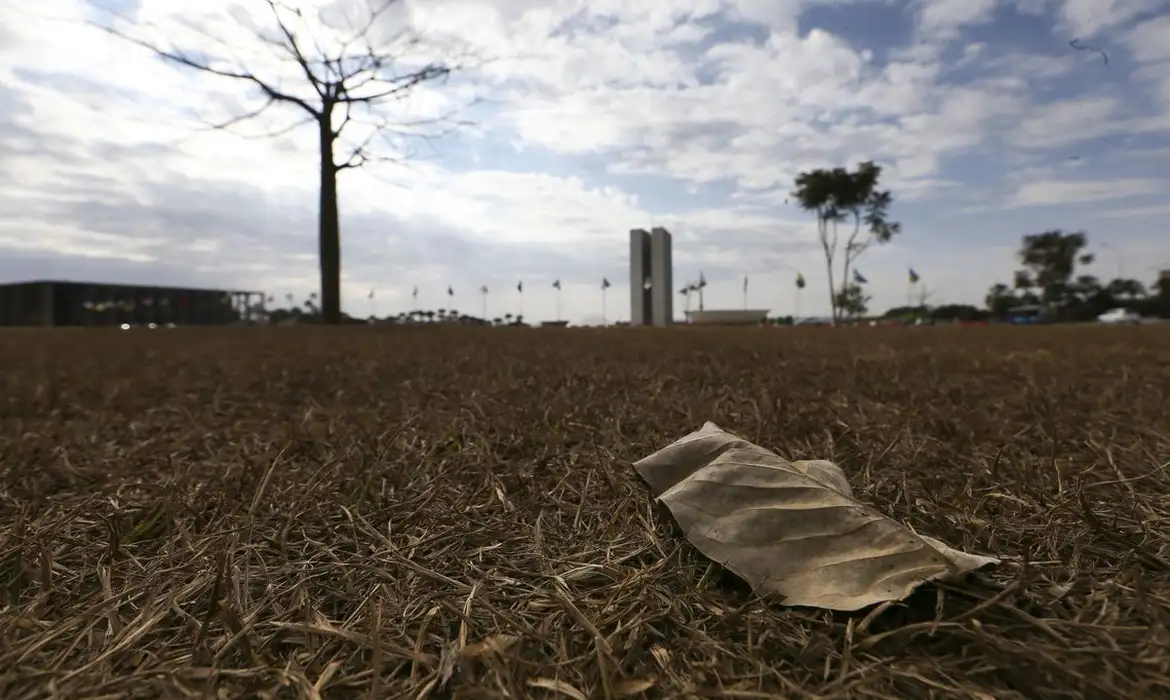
[
  {"x1": 985, "y1": 283, "x2": 1013, "y2": 316},
  {"x1": 930, "y1": 304, "x2": 987, "y2": 322},
  {"x1": 835, "y1": 284, "x2": 870, "y2": 318},
  {"x1": 791, "y1": 161, "x2": 900, "y2": 322},
  {"x1": 98, "y1": 1, "x2": 478, "y2": 324},
  {"x1": 1106, "y1": 278, "x2": 1146, "y2": 300},
  {"x1": 1016, "y1": 230, "x2": 1093, "y2": 307}
]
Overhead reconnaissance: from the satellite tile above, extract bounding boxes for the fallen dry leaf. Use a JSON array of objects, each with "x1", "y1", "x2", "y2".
[{"x1": 634, "y1": 422, "x2": 999, "y2": 610}]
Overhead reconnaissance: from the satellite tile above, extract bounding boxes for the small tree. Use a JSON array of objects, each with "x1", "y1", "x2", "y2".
[
  {"x1": 1106, "y1": 278, "x2": 1146, "y2": 300},
  {"x1": 792, "y1": 161, "x2": 900, "y2": 322},
  {"x1": 1016, "y1": 230, "x2": 1094, "y2": 308},
  {"x1": 835, "y1": 284, "x2": 871, "y2": 318},
  {"x1": 97, "y1": 1, "x2": 477, "y2": 324}
]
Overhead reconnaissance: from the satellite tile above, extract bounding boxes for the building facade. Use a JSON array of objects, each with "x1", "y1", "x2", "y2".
[
  {"x1": 650, "y1": 227, "x2": 673, "y2": 326},
  {"x1": 0, "y1": 280, "x2": 265, "y2": 327},
  {"x1": 629, "y1": 229, "x2": 652, "y2": 326},
  {"x1": 628, "y1": 227, "x2": 673, "y2": 326}
]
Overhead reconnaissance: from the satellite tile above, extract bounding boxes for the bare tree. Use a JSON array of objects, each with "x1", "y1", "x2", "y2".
[{"x1": 96, "y1": 0, "x2": 477, "y2": 324}]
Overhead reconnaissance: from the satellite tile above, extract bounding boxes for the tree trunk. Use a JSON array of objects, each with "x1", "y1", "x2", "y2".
[
  {"x1": 840, "y1": 214, "x2": 859, "y2": 321},
  {"x1": 819, "y1": 217, "x2": 838, "y2": 323},
  {"x1": 318, "y1": 106, "x2": 342, "y2": 325}
]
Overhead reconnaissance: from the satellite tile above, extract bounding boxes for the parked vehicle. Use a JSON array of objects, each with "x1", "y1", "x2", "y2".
[
  {"x1": 1096, "y1": 307, "x2": 1143, "y2": 325},
  {"x1": 1005, "y1": 304, "x2": 1048, "y2": 325}
]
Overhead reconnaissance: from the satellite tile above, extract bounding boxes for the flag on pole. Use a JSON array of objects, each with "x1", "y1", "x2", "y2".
[
  {"x1": 447, "y1": 285, "x2": 454, "y2": 297},
  {"x1": 601, "y1": 277, "x2": 611, "y2": 324},
  {"x1": 853, "y1": 269, "x2": 868, "y2": 284},
  {"x1": 552, "y1": 280, "x2": 561, "y2": 290},
  {"x1": 368, "y1": 288, "x2": 375, "y2": 300},
  {"x1": 680, "y1": 283, "x2": 693, "y2": 315},
  {"x1": 480, "y1": 284, "x2": 489, "y2": 295},
  {"x1": 743, "y1": 275, "x2": 749, "y2": 292},
  {"x1": 412, "y1": 286, "x2": 419, "y2": 301},
  {"x1": 698, "y1": 271, "x2": 707, "y2": 288},
  {"x1": 909, "y1": 268, "x2": 920, "y2": 284},
  {"x1": 796, "y1": 273, "x2": 806, "y2": 289},
  {"x1": 517, "y1": 281, "x2": 523, "y2": 293}
]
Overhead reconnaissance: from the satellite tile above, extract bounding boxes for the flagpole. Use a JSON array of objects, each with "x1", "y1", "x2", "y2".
[
  {"x1": 602, "y1": 288, "x2": 607, "y2": 325},
  {"x1": 482, "y1": 291, "x2": 487, "y2": 322},
  {"x1": 556, "y1": 289, "x2": 561, "y2": 321}
]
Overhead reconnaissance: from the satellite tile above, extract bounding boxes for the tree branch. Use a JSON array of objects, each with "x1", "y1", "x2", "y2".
[
  {"x1": 95, "y1": 0, "x2": 480, "y2": 175},
  {"x1": 91, "y1": 13, "x2": 321, "y2": 118},
  {"x1": 262, "y1": 0, "x2": 327, "y2": 98}
]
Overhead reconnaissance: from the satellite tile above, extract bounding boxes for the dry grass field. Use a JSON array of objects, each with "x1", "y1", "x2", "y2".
[{"x1": 2, "y1": 325, "x2": 1170, "y2": 699}]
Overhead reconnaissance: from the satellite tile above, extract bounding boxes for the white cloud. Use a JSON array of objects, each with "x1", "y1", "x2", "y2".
[
  {"x1": 914, "y1": 0, "x2": 998, "y2": 39},
  {"x1": 1055, "y1": 0, "x2": 1162, "y2": 39},
  {"x1": 1125, "y1": 16, "x2": 1170, "y2": 63},
  {"x1": 1005, "y1": 178, "x2": 1163, "y2": 208},
  {"x1": 1099, "y1": 204, "x2": 1170, "y2": 219},
  {"x1": 1009, "y1": 96, "x2": 1128, "y2": 149}
]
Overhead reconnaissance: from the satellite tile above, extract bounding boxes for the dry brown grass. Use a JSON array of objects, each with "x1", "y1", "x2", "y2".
[{"x1": 2, "y1": 325, "x2": 1170, "y2": 699}]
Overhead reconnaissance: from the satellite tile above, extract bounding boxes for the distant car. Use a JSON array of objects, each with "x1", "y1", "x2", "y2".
[
  {"x1": 1097, "y1": 307, "x2": 1143, "y2": 325},
  {"x1": 1005, "y1": 304, "x2": 1048, "y2": 325}
]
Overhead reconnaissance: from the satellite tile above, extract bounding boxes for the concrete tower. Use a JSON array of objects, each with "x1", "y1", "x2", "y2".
[
  {"x1": 629, "y1": 229, "x2": 652, "y2": 326},
  {"x1": 650, "y1": 227, "x2": 673, "y2": 326}
]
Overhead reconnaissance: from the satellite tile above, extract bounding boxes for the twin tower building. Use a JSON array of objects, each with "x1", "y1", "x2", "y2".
[{"x1": 629, "y1": 227, "x2": 673, "y2": 327}]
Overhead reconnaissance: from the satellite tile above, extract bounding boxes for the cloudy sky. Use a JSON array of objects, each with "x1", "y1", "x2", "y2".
[{"x1": 1, "y1": 0, "x2": 1168, "y2": 323}]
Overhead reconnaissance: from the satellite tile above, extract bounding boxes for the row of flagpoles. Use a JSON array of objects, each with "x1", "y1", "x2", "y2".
[{"x1": 354, "y1": 267, "x2": 925, "y2": 322}]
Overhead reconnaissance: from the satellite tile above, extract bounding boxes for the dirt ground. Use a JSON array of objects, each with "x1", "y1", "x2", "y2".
[{"x1": 2, "y1": 325, "x2": 1169, "y2": 699}]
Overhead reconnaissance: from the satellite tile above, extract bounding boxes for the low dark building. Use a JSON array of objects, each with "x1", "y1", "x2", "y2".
[{"x1": 0, "y1": 280, "x2": 265, "y2": 327}]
